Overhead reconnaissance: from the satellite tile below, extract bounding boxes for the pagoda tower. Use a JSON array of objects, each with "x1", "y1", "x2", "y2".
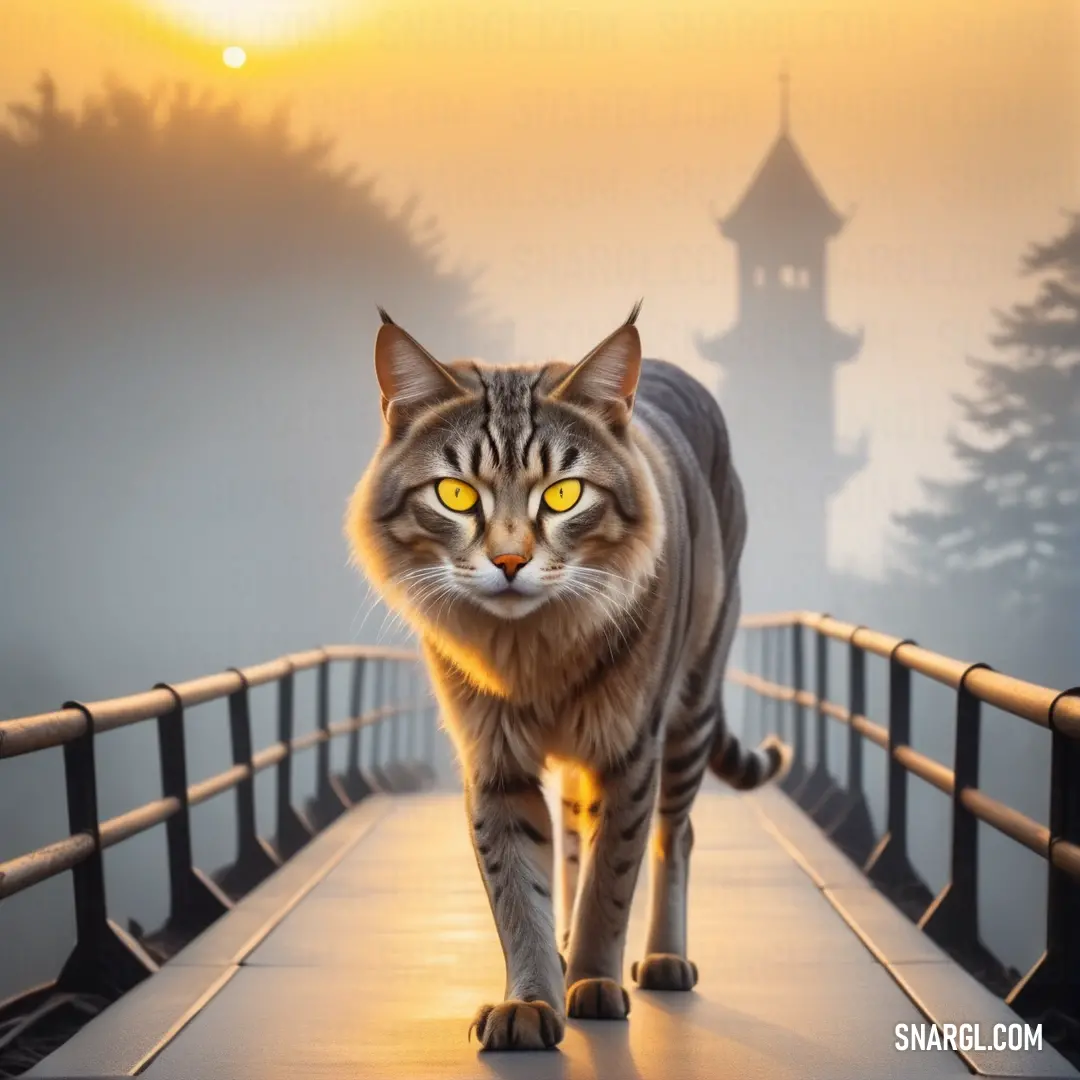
[{"x1": 697, "y1": 72, "x2": 866, "y2": 612}]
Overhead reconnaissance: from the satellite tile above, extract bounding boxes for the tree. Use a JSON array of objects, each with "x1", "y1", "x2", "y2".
[
  {"x1": 893, "y1": 213, "x2": 1080, "y2": 622},
  {"x1": 0, "y1": 72, "x2": 506, "y2": 354}
]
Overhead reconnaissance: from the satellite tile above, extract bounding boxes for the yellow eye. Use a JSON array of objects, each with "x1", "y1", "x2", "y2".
[
  {"x1": 542, "y1": 478, "x2": 583, "y2": 513},
  {"x1": 436, "y1": 478, "x2": 479, "y2": 512}
]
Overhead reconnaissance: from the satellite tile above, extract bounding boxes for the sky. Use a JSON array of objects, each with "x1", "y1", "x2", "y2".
[{"x1": 0, "y1": 0, "x2": 1077, "y2": 576}]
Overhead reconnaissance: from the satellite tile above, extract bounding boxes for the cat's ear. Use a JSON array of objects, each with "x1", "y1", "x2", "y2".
[
  {"x1": 373, "y1": 308, "x2": 464, "y2": 432},
  {"x1": 552, "y1": 301, "x2": 643, "y2": 430}
]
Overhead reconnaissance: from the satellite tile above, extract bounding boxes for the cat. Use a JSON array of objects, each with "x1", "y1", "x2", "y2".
[{"x1": 345, "y1": 302, "x2": 792, "y2": 1051}]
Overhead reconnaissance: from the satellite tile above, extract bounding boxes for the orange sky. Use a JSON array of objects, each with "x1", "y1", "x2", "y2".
[{"x1": 1, "y1": 0, "x2": 1077, "y2": 576}]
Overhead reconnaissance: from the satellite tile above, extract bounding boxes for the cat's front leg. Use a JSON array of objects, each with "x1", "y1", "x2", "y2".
[
  {"x1": 564, "y1": 725, "x2": 658, "y2": 1020},
  {"x1": 466, "y1": 773, "x2": 565, "y2": 1051}
]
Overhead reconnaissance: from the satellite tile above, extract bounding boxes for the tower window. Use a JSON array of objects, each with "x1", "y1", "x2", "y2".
[
  {"x1": 777, "y1": 265, "x2": 810, "y2": 289},
  {"x1": 753, "y1": 266, "x2": 766, "y2": 287}
]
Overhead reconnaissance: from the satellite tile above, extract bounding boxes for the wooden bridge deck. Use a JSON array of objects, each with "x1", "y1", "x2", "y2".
[{"x1": 29, "y1": 785, "x2": 1078, "y2": 1080}]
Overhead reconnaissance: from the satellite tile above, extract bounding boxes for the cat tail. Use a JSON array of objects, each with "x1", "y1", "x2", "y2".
[{"x1": 708, "y1": 729, "x2": 793, "y2": 791}]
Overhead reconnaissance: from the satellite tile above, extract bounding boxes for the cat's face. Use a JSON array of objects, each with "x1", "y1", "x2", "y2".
[{"x1": 346, "y1": 308, "x2": 662, "y2": 631}]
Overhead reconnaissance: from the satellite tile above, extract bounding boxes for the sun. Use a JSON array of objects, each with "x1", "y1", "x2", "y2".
[
  {"x1": 222, "y1": 45, "x2": 247, "y2": 68},
  {"x1": 141, "y1": 0, "x2": 360, "y2": 48}
]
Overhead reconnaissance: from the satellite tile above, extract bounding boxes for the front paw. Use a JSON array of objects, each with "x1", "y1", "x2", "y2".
[
  {"x1": 566, "y1": 977, "x2": 630, "y2": 1020},
  {"x1": 469, "y1": 1000, "x2": 564, "y2": 1051},
  {"x1": 632, "y1": 954, "x2": 698, "y2": 990}
]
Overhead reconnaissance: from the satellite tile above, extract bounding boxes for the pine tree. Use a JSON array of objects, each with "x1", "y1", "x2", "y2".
[{"x1": 894, "y1": 213, "x2": 1080, "y2": 617}]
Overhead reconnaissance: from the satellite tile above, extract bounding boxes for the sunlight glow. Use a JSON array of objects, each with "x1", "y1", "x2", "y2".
[
  {"x1": 142, "y1": 0, "x2": 360, "y2": 47},
  {"x1": 222, "y1": 45, "x2": 246, "y2": 68}
]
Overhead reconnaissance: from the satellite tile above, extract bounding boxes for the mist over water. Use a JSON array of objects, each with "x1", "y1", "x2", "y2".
[{"x1": 1, "y1": 0, "x2": 1076, "y2": 1022}]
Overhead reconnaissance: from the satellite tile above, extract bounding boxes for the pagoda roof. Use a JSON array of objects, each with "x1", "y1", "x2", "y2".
[
  {"x1": 720, "y1": 131, "x2": 845, "y2": 243},
  {"x1": 696, "y1": 320, "x2": 864, "y2": 368}
]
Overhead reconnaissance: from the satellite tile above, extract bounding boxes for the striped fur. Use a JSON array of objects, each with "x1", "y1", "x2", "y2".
[{"x1": 346, "y1": 306, "x2": 792, "y2": 1051}]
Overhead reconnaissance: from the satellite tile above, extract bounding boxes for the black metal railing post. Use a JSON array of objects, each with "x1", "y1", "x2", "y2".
[
  {"x1": 413, "y1": 668, "x2": 436, "y2": 786},
  {"x1": 153, "y1": 688, "x2": 232, "y2": 948},
  {"x1": 390, "y1": 657, "x2": 419, "y2": 792},
  {"x1": 1010, "y1": 688, "x2": 1080, "y2": 1022},
  {"x1": 341, "y1": 658, "x2": 372, "y2": 802},
  {"x1": 55, "y1": 705, "x2": 157, "y2": 996},
  {"x1": 369, "y1": 658, "x2": 389, "y2": 791},
  {"x1": 272, "y1": 663, "x2": 316, "y2": 859},
  {"x1": 1044, "y1": 692, "x2": 1080, "y2": 1012},
  {"x1": 825, "y1": 635, "x2": 876, "y2": 863},
  {"x1": 864, "y1": 642, "x2": 924, "y2": 900},
  {"x1": 761, "y1": 626, "x2": 775, "y2": 745},
  {"x1": 921, "y1": 666, "x2": 992, "y2": 962},
  {"x1": 307, "y1": 654, "x2": 351, "y2": 828},
  {"x1": 389, "y1": 661, "x2": 402, "y2": 764},
  {"x1": 803, "y1": 620, "x2": 841, "y2": 815},
  {"x1": 743, "y1": 628, "x2": 758, "y2": 740},
  {"x1": 382, "y1": 660, "x2": 405, "y2": 790},
  {"x1": 775, "y1": 627, "x2": 790, "y2": 746},
  {"x1": 847, "y1": 639, "x2": 867, "y2": 799},
  {"x1": 781, "y1": 621, "x2": 808, "y2": 794},
  {"x1": 751, "y1": 630, "x2": 768, "y2": 747},
  {"x1": 216, "y1": 675, "x2": 282, "y2": 898},
  {"x1": 401, "y1": 661, "x2": 420, "y2": 786},
  {"x1": 400, "y1": 658, "x2": 426, "y2": 792}
]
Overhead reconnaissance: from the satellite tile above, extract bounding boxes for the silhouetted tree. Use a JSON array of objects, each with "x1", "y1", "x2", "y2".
[
  {"x1": 893, "y1": 213, "x2": 1080, "y2": 622},
  {"x1": 0, "y1": 72, "x2": 505, "y2": 356}
]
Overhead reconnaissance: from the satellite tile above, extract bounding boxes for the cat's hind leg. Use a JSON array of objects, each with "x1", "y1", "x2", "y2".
[
  {"x1": 632, "y1": 701, "x2": 717, "y2": 992},
  {"x1": 564, "y1": 725, "x2": 658, "y2": 1020}
]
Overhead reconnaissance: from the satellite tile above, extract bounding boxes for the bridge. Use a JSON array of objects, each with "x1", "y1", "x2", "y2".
[{"x1": 1, "y1": 616, "x2": 1077, "y2": 1079}]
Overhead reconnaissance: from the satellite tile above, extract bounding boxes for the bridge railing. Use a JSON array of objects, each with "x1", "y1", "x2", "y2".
[
  {"x1": 0, "y1": 645, "x2": 436, "y2": 1018},
  {"x1": 728, "y1": 610, "x2": 1079, "y2": 1026}
]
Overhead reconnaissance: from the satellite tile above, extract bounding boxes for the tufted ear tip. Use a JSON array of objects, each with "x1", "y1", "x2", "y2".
[
  {"x1": 551, "y1": 316, "x2": 642, "y2": 429},
  {"x1": 373, "y1": 319, "x2": 464, "y2": 432}
]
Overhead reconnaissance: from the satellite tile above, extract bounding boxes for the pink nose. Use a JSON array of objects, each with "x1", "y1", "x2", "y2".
[{"x1": 491, "y1": 553, "x2": 529, "y2": 580}]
